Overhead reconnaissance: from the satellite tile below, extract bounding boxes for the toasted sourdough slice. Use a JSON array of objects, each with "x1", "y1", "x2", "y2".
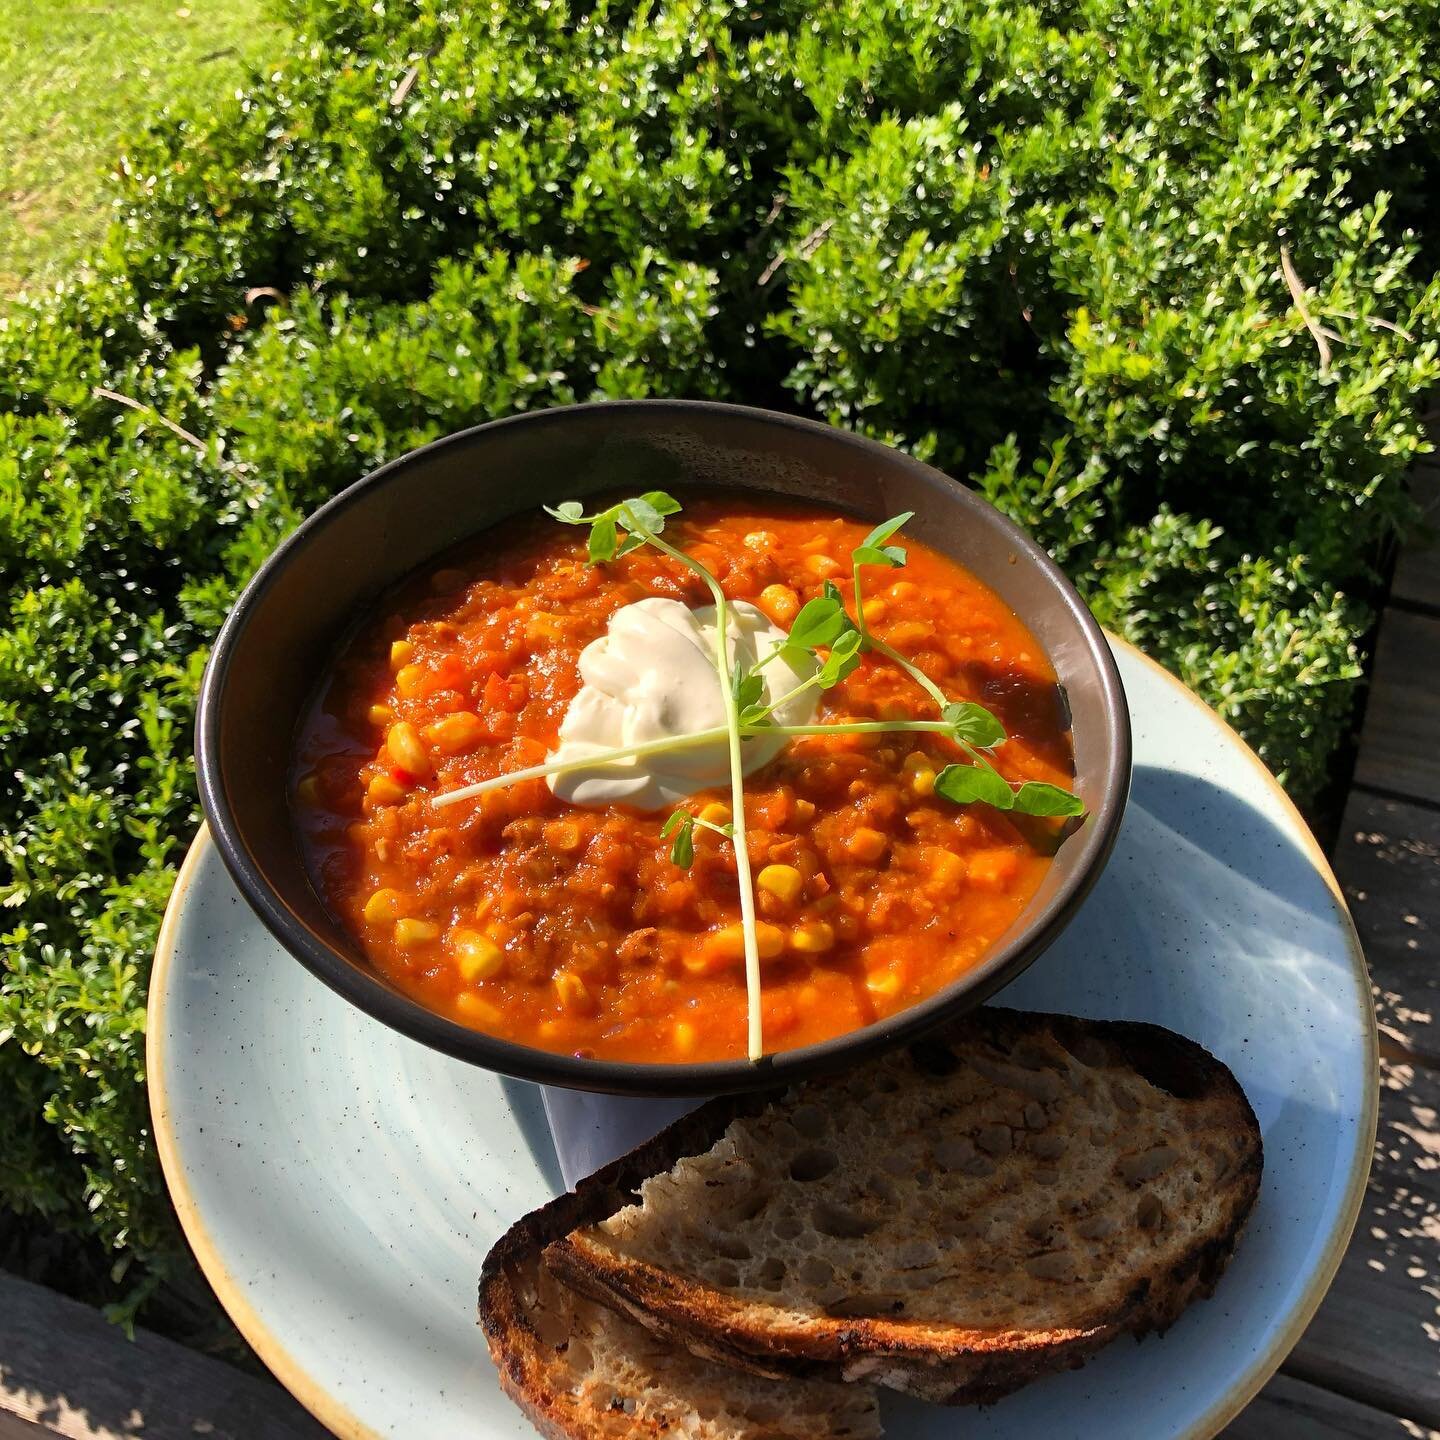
[
  {"x1": 544, "y1": 1007, "x2": 1263, "y2": 1405},
  {"x1": 479, "y1": 1186, "x2": 883, "y2": 1438}
]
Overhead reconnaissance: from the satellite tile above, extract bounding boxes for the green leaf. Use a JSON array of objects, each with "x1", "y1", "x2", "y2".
[
  {"x1": 732, "y1": 668, "x2": 765, "y2": 711},
  {"x1": 942, "y1": 702, "x2": 1006, "y2": 748},
  {"x1": 736, "y1": 660, "x2": 773, "y2": 723},
  {"x1": 853, "y1": 514, "x2": 912, "y2": 570},
  {"x1": 661, "y1": 811, "x2": 695, "y2": 868},
  {"x1": 544, "y1": 500, "x2": 586, "y2": 523},
  {"x1": 785, "y1": 595, "x2": 851, "y2": 652},
  {"x1": 588, "y1": 514, "x2": 619, "y2": 563},
  {"x1": 620, "y1": 493, "x2": 673, "y2": 536},
  {"x1": 1012, "y1": 782, "x2": 1086, "y2": 817},
  {"x1": 933, "y1": 763, "x2": 1016, "y2": 810},
  {"x1": 862, "y1": 512, "x2": 915, "y2": 550},
  {"x1": 615, "y1": 532, "x2": 646, "y2": 558},
  {"x1": 816, "y1": 628, "x2": 863, "y2": 686},
  {"x1": 852, "y1": 543, "x2": 906, "y2": 568},
  {"x1": 638, "y1": 491, "x2": 682, "y2": 518}
]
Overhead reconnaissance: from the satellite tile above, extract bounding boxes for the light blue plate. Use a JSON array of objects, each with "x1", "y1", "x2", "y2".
[{"x1": 149, "y1": 640, "x2": 1376, "y2": 1439}]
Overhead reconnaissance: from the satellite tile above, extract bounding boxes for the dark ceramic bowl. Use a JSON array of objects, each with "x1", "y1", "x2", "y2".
[{"x1": 197, "y1": 400, "x2": 1129, "y2": 1095}]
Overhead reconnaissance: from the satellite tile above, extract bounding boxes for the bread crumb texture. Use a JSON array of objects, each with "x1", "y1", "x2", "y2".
[{"x1": 591, "y1": 1016, "x2": 1257, "y2": 1332}]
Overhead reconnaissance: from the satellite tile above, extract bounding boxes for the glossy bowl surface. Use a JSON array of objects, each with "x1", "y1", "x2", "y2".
[{"x1": 197, "y1": 400, "x2": 1130, "y2": 1093}]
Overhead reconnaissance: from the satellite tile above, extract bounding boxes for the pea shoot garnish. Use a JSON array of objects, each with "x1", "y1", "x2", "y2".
[
  {"x1": 432, "y1": 492, "x2": 1084, "y2": 1062},
  {"x1": 660, "y1": 809, "x2": 733, "y2": 869}
]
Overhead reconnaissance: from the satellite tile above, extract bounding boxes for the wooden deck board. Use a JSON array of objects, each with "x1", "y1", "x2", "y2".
[
  {"x1": 1353, "y1": 608, "x2": 1440, "y2": 806},
  {"x1": 0, "y1": 1271, "x2": 327, "y2": 1440},
  {"x1": 1334, "y1": 790, "x2": 1440, "y2": 1061},
  {"x1": 1391, "y1": 466, "x2": 1440, "y2": 613},
  {"x1": 1224, "y1": 1373, "x2": 1439, "y2": 1439},
  {"x1": 1283, "y1": 1057, "x2": 1440, "y2": 1425},
  {"x1": 0, "y1": 1415, "x2": 51, "y2": 1440},
  {"x1": 1279, "y1": 681, "x2": 1440, "y2": 1426}
]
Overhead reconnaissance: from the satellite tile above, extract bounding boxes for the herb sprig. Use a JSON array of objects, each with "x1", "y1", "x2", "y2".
[
  {"x1": 660, "y1": 809, "x2": 733, "y2": 869},
  {"x1": 543, "y1": 492, "x2": 769, "y2": 1061},
  {"x1": 433, "y1": 493, "x2": 1084, "y2": 1061}
]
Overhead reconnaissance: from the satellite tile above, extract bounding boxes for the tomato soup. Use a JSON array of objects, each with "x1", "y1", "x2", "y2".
[{"x1": 292, "y1": 499, "x2": 1075, "y2": 1063}]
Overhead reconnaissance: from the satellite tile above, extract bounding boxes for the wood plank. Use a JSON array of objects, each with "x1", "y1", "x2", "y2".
[
  {"x1": 0, "y1": 1270, "x2": 329, "y2": 1440},
  {"x1": 1284, "y1": 1056, "x2": 1440, "y2": 1425},
  {"x1": 1225, "y1": 1373, "x2": 1439, "y2": 1439},
  {"x1": 0, "y1": 1415, "x2": 52, "y2": 1440},
  {"x1": 1334, "y1": 789, "x2": 1440, "y2": 1061},
  {"x1": 1391, "y1": 465, "x2": 1440, "y2": 612},
  {"x1": 1353, "y1": 608, "x2": 1440, "y2": 806}
]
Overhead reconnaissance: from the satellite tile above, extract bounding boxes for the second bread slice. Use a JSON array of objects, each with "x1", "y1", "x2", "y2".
[{"x1": 545, "y1": 1007, "x2": 1263, "y2": 1405}]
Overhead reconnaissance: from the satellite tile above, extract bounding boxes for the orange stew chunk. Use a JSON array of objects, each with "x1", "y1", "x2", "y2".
[{"x1": 293, "y1": 499, "x2": 1075, "y2": 1063}]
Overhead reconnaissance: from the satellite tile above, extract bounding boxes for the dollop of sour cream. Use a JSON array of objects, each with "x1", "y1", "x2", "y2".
[{"x1": 547, "y1": 598, "x2": 818, "y2": 810}]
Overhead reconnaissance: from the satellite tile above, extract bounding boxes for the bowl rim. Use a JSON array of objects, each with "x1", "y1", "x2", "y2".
[{"x1": 197, "y1": 398, "x2": 1131, "y2": 1095}]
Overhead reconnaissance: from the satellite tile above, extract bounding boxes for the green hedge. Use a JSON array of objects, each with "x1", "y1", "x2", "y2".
[{"x1": 3, "y1": 0, "x2": 1439, "y2": 1323}]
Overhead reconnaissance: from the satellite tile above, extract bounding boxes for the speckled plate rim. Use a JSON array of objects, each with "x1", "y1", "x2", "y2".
[{"x1": 148, "y1": 635, "x2": 1378, "y2": 1440}]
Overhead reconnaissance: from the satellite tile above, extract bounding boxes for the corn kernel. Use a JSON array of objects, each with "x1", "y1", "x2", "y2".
[
  {"x1": 867, "y1": 970, "x2": 903, "y2": 998},
  {"x1": 554, "y1": 970, "x2": 594, "y2": 1013},
  {"x1": 903, "y1": 750, "x2": 937, "y2": 796},
  {"x1": 394, "y1": 918, "x2": 439, "y2": 948},
  {"x1": 387, "y1": 721, "x2": 432, "y2": 778},
  {"x1": 790, "y1": 921, "x2": 835, "y2": 954},
  {"x1": 758, "y1": 583, "x2": 800, "y2": 626},
  {"x1": 367, "y1": 702, "x2": 394, "y2": 726},
  {"x1": 863, "y1": 598, "x2": 887, "y2": 624},
  {"x1": 366, "y1": 773, "x2": 406, "y2": 807},
  {"x1": 543, "y1": 820, "x2": 582, "y2": 853},
  {"x1": 793, "y1": 798, "x2": 816, "y2": 823},
  {"x1": 389, "y1": 639, "x2": 414, "y2": 671},
  {"x1": 362, "y1": 888, "x2": 406, "y2": 924},
  {"x1": 842, "y1": 827, "x2": 888, "y2": 863},
  {"x1": 699, "y1": 922, "x2": 785, "y2": 967},
  {"x1": 698, "y1": 801, "x2": 731, "y2": 826},
  {"x1": 754, "y1": 922, "x2": 786, "y2": 959},
  {"x1": 294, "y1": 773, "x2": 321, "y2": 805},
  {"x1": 452, "y1": 929, "x2": 504, "y2": 981},
  {"x1": 673, "y1": 1020, "x2": 698, "y2": 1056},
  {"x1": 757, "y1": 863, "x2": 804, "y2": 905},
  {"x1": 423, "y1": 711, "x2": 486, "y2": 754},
  {"x1": 454, "y1": 992, "x2": 501, "y2": 1027},
  {"x1": 395, "y1": 663, "x2": 427, "y2": 698},
  {"x1": 806, "y1": 553, "x2": 843, "y2": 579},
  {"x1": 887, "y1": 581, "x2": 919, "y2": 603},
  {"x1": 885, "y1": 621, "x2": 931, "y2": 650}
]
